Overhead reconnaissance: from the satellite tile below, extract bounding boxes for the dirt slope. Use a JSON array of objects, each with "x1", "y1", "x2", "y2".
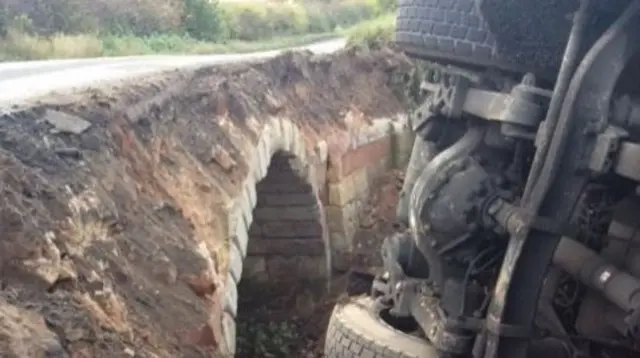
[{"x1": 0, "y1": 46, "x2": 412, "y2": 357}]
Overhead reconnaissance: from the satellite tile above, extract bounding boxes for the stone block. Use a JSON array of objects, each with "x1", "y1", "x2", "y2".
[
  {"x1": 228, "y1": 242, "x2": 244, "y2": 283},
  {"x1": 351, "y1": 168, "x2": 370, "y2": 197},
  {"x1": 44, "y1": 110, "x2": 91, "y2": 134},
  {"x1": 315, "y1": 140, "x2": 328, "y2": 159},
  {"x1": 232, "y1": 213, "x2": 250, "y2": 257},
  {"x1": 256, "y1": 181, "x2": 310, "y2": 194},
  {"x1": 221, "y1": 311, "x2": 237, "y2": 355},
  {"x1": 260, "y1": 220, "x2": 322, "y2": 238},
  {"x1": 242, "y1": 256, "x2": 268, "y2": 282},
  {"x1": 237, "y1": 194, "x2": 253, "y2": 230},
  {"x1": 247, "y1": 238, "x2": 325, "y2": 256},
  {"x1": 244, "y1": 182, "x2": 257, "y2": 209},
  {"x1": 280, "y1": 119, "x2": 295, "y2": 152},
  {"x1": 341, "y1": 201, "x2": 360, "y2": 241},
  {"x1": 328, "y1": 177, "x2": 357, "y2": 207},
  {"x1": 325, "y1": 206, "x2": 346, "y2": 233},
  {"x1": 224, "y1": 273, "x2": 238, "y2": 317},
  {"x1": 253, "y1": 206, "x2": 319, "y2": 221},
  {"x1": 261, "y1": 193, "x2": 317, "y2": 207},
  {"x1": 313, "y1": 162, "x2": 327, "y2": 190},
  {"x1": 331, "y1": 250, "x2": 351, "y2": 271},
  {"x1": 326, "y1": 155, "x2": 345, "y2": 183},
  {"x1": 340, "y1": 137, "x2": 391, "y2": 178},
  {"x1": 266, "y1": 256, "x2": 327, "y2": 279},
  {"x1": 330, "y1": 232, "x2": 349, "y2": 253},
  {"x1": 248, "y1": 221, "x2": 262, "y2": 238}
]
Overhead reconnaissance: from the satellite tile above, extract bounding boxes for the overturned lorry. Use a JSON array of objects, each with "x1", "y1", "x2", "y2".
[{"x1": 324, "y1": 0, "x2": 640, "y2": 357}]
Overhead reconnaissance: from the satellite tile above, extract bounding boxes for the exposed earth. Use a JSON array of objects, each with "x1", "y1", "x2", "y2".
[{"x1": 0, "y1": 45, "x2": 415, "y2": 358}]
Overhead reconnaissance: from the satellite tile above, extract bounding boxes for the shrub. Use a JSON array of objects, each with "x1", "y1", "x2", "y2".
[
  {"x1": 92, "y1": 0, "x2": 184, "y2": 36},
  {"x1": 345, "y1": 13, "x2": 394, "y2": 49},
  {"x1": 221, "y1": 0, "x2": 382, "y2": 41},
  {"x1": 325, "y1": 0, "x2": 379, "y2": 29},
  {"x1": 182, "y1": 0, "x2": 227, "y2": 41},
  {"x1": 264, "y1": 4, "x2": 309, "y2": 35},
  {"x1": 306, "y1": 10, "x2": 333, "y2": 33},
  {"x1": 221, "y1": 2, "x2": 310, "y2": 41},
  {"x1": 0, "y1": 28, "x2": 103, "y2": 59},
  {"x1": 0, "y1": 0, "x2": 185, "y2": 36},
  {"x1": 375, "y1": 0, "x2": 397, "y2": 13},
  {"x1": 0, "y1": 0, "x2": 392, "y2": 60}
]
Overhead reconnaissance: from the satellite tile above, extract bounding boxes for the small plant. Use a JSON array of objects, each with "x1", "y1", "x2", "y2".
[
  {"x1": 236, "y1": 316, "x2": 301, "y2": 357},
  {"x1": 345, "y1": 13, "x2": 394, "y2": 50}
]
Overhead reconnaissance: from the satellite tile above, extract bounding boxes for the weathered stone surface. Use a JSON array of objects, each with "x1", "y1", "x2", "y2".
[
  {"x1": 242, "y1": 256, "x2": 267, "y2": 281},
  {"x1": 259, "y1": 220, "x2": 322, "y2": 238},
  {"x1": 44, "y1": 109, "x2": 91, "y2": 134},
  {"x1": 210, "y1": 144, "x2": 236, "y2": 172},
  {"x1": 221, "y1": 311, "x2": 236, "y2": 355},
  {"x1": 0, "y1": 299, "x2": 68, "y2": 358},
  {"x1": 224, "y1": 273, "x2": 238, "y2": 317},
  {"x1": 253, "y1": 206, "x2": 319, "y2": 221},
  {"x1": 266, "y1": 256, "x2": 327, "y2": 279},
  {"x1": 328, "y1": 178, "x2": 356, "y2": 207},
  {"x1": 260, "y1": 193, "x2": 317, "y2": 207},
  {"x1": 247, "y1": 238, "x2": 325, "y2": 256},
  {"x1": 228, "y1": 243, "x2": 244, "y2": 283},
  {"x1": 184, "y1": 272, "x2": 219, "y2": 298}
]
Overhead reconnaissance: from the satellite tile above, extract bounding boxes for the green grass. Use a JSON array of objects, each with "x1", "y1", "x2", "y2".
[
  {"x1": 343, "y1": 13, "x2": 394, "y2": 49},
  {"x1": 99, "y1": 32, "x2": 339, "y2": 57},
  {"x1": 0, "y1": 30, "x2": 340, "y2": 61},
  {"x1": 0, "y1": 11, "x2": 396, "y2": 61}
]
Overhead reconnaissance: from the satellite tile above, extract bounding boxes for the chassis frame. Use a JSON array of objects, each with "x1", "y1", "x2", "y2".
[{"x1": 373, "y1": 1, "x2": 640, "y2": 357}]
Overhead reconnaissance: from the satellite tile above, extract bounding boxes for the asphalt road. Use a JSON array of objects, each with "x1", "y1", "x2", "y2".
[{"x1": 0, "y1": 38, "x2": 346, "y2": 106}]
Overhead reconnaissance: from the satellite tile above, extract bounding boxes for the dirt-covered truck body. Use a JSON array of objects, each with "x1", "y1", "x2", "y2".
[{"x1": 325, "y1": 1, "x2": 640, "y2": 357}]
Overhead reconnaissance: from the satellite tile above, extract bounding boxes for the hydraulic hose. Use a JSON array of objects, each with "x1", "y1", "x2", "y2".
[{"x1": 553, "y1": 236, "x2": 640, "y2": 313}]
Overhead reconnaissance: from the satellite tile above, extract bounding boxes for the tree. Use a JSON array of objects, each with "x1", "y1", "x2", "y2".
[{"x1": 182, "y1": 0, "x2": 227, "y2": 41}]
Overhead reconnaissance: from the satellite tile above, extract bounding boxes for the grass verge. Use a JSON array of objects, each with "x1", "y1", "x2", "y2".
[
  {"x1": 0, "y1": 31, "x2": 339, "y2": 61},
  {"x1": 0, "y1": 12, "x2": 396, "y2": 61}
]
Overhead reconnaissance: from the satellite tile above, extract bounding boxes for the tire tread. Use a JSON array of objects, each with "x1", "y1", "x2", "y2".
[{"x1": 395, "y1": 0, "x2": 498, "y2": 65}]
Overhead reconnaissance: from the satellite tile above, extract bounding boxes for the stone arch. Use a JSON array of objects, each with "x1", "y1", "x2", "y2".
[
  {"x1": 219, "y1": 118, "x2": 330, "y2": 355},
  {"x1": 243, "y1": 150, "x2": 327, "y2": 282}
]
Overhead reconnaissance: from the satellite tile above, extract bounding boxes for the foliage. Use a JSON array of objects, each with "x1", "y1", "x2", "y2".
[
  {"x1": 0, "y1": 30, "x2": 336, "y2": 60},
  {"x1": 183, "y1": 0, "x2": 227, "y2": 41},
  {"x1": 236, "y1": 318, "x2": 300, "y2": 357},
  {"x1": 0, "y1": 0, "x2": 394, "y2": 59},
  {"x1": 345, "y1": 13, "x2": 394, "y2": 50}
]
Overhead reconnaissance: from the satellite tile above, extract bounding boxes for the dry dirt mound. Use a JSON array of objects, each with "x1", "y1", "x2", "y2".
[{"x1": 0, "y1": 46, "x2": 412, "y2": 357}]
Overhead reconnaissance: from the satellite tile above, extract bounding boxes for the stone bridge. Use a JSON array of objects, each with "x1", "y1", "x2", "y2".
[
  {"x1": 222, "y1": 115, "x2": 412, "y2": 353},
  {"x1": 0, "y1": 48, "x2": 414, "y2": 357}
]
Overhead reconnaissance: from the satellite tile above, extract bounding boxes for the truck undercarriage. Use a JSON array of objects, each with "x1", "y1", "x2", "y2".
[{"x1": 325, "y1": 0, "x2": 640, "y2": 357}]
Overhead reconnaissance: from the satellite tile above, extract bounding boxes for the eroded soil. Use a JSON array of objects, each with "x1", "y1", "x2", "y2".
[
  {"x1": 236, "y1": 170, "x2": 405, "y2": 357},
  {"x1": 0, "y1": 46, "x2": 412, "y2": 357}
]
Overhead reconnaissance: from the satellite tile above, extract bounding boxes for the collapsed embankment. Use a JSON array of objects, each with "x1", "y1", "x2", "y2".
[{"x1": 0, "y1": 46, "x2": 415, "y2": 357}]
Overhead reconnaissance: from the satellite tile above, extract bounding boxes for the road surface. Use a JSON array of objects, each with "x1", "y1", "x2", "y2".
[{"x1": 0, "y1": 38, "x2": 346, "y2": 106}]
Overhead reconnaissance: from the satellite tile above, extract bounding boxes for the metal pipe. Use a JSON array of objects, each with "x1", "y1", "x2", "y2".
[
  {"x1": 522, "y1": 0, "x2": 591, "y2": 203},
  {"x1": 396, "y1": 135, "x2": 436, "y2": 224},
  {"x1": 553, "y1": 236, "x2": 640, "y2": 312}
]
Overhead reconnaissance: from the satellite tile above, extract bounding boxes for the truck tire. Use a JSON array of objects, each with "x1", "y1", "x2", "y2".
[
  {"x1": 324, "y1": 296, "x2": 438, "y2": 358},
  {"x1": 394, "y1": 0, "x2": 558, "y2": 78},
  {"x1": 476, "y1": 0, "x2": 627, "y2": 80}
]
